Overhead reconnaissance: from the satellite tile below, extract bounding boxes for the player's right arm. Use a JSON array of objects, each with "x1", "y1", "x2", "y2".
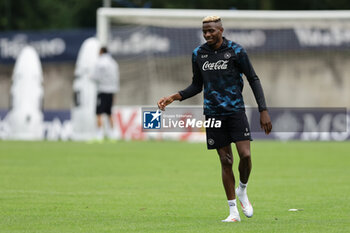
[
  {"x1": 157, "y1": 93, "x2": 182, "y2": 111},
  {"x1": 157, "y1": 52, "x2": 203, "y2": 111}
]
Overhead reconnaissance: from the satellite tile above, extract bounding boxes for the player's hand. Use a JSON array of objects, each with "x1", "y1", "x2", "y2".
[
  {"x1": 260, "y1": 110, "x2": 272, "y2": 135},
  {"x1": 157, "y1": 96, "x2": 174, "y2": 111}
]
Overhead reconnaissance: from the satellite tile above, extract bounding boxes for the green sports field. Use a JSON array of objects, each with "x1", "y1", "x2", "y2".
[{"x1": 0, "y1": 141, "x2": 349, "y2": 233}]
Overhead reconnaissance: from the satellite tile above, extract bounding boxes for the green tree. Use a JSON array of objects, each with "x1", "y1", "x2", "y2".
[
  {"x1": 0, "y1": 0, "x2": 102, "y2": 31},
  {"x1": 1, "y1": 0, "x2": 350, "y2": 31}
]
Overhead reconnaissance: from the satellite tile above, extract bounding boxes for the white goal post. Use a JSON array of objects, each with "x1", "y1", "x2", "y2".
[{"x1": 97, "y1": 8, "x2": 350, "y2": 45}]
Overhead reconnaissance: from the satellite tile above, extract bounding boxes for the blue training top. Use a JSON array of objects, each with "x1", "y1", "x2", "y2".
[{"x1": 179, "y1": 37, "x2": 267, "y2": 116}]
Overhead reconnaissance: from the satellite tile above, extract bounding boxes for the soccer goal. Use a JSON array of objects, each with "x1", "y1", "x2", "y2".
[{"x1": 97, "y1": 8, "x2": 350, "y2": 109}]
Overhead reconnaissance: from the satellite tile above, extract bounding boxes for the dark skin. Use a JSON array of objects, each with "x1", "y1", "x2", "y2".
[{"x1": 157, "y1": 21, "x2": 272, "y2": 200}]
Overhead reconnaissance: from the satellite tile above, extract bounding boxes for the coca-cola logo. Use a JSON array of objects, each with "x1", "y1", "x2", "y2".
[{"x1": 202, "y1": 60, "x2": 228, "y2": 71}]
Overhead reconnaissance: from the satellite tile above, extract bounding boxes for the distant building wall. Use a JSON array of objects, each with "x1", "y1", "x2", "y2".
[{"x1": 1, "y1": 51, "x2": 349, "y2": 110}]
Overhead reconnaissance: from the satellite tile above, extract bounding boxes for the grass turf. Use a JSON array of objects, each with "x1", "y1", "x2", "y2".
[{"x1": 0, "y1": 140, "x2": 349, "y2": 233}]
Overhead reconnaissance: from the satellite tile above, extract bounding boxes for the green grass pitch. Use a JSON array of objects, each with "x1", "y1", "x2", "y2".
[{"x1": 0, "y1": 140, "x2": 349, "y2": 233}]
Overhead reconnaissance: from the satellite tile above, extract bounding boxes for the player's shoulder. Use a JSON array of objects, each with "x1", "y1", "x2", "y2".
[
  {"x1": 226, "y1": 39, "x2": 246, "y2": 55},
  {"x1": 192, "y1": 44, "x2": 206, "y2": 62},
  {"x1": 192, "y1": 45, "x2": 205, "y2": 56}
]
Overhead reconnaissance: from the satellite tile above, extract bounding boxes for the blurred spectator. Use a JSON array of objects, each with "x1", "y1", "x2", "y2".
[{"x1": 91, "y1": 47, "x2": 120, "y2": 140}]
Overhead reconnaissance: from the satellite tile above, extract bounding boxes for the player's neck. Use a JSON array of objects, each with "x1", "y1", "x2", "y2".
[{"x1": 210, "y1": 38, "x2": 223, "y2": 50}]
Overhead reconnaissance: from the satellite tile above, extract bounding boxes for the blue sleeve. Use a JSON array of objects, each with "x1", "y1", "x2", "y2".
[
  {"x1": 238, "y1": 49, "x2": 267, "y2": 112},
  {"x1": 178, "y1": 52, "x2": 203, "y2": 101}
]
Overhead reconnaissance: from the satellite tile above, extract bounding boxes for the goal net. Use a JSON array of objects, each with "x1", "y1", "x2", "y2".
[{"x1": 97, "y1": 8, "x2": 350, "y2": 109}]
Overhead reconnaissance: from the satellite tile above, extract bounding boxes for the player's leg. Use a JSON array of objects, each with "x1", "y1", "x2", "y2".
[
  {"x1": 107, "y1": 101, "x2": 114, "y2": 130},
  {"x1": 227, "y1": 111, "x2": 253, "y2": 218},
  {"x1": 217, "y1": 145, "x2": 235, "y2": 200},
  {"x1": 97, "y1": 114, "x2": 103, "y2": 128},
  {"x1": 96, "y1": 93, "x2": 105, "y2": 140},
  {"x1": 235, "y1": 140, "x2": 252, "y2": 184},
  {"x1": 235, "y1": 140, "x2": 253, "y2": 218},
  {"x1": 217, "y1": 145, "x2": 241, "y2": 222},
  {"x1": 108, "y1": 115, "x2": 114, "y2": 129},
  {"x1": 107, "y1": 113, "x2": 116, "y2": 139},
  {"x1": 96, "y1": 114, "x2": 104, "y2": 140},
  {"x1": 106, "y1": 94, "x2": 116, "y2": 139},
  {"x1": 206, "y1": 116, "x2": 240, "y2": 222}
]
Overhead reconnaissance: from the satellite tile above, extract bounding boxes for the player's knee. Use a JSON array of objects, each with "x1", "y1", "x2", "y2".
[
  {"x1": 239, "y1": 150, "x2": 251, "y2": 160},
  {"x1": 219, "y1": 154, "x2": 233, "y2": 167}
]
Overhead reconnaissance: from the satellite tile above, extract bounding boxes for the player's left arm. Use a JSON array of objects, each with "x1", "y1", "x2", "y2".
[{"x1": 238, "y1": 50, "x2": 272, "y2": 134}]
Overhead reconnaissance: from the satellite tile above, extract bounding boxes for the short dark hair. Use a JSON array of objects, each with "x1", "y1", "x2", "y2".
[{"x1": 100, "y1": 47, "x2": 108, "y2": 54}]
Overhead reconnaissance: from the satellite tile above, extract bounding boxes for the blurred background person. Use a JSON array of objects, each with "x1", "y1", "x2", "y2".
[{"x1": 91, "y1": 47, "x2": 120, "y2": 140}]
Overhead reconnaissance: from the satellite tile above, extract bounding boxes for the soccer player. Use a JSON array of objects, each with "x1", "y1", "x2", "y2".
[
  {"x1": 91, "y1": 47, "x2": 120, "y2": 140},
  {"x1": 157, "y1": 16, "x2": 272, "y2": 222}
]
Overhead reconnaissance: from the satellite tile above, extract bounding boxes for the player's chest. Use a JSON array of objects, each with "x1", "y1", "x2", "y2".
[{"x1": 197, "y1": 50, "x2": 237, "y2": 72}]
